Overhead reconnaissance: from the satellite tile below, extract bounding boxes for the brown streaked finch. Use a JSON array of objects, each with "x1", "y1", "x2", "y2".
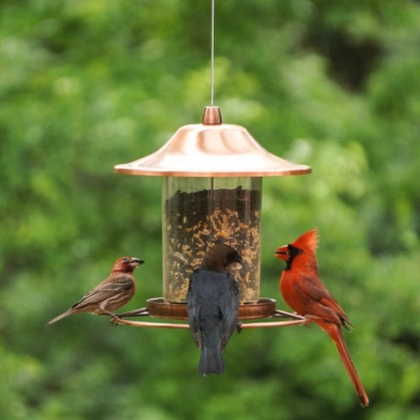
[{"x1": 46, "y1": 256, "x2": 144, "y2": 325}]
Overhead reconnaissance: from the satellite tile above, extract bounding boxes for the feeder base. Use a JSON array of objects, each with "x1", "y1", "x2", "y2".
[{"x1": 147, "y1": 297, "x2": 276, "y2": 320}]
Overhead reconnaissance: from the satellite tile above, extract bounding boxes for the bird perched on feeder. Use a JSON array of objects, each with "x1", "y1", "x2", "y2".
[
  {"x1": 46, "y1": 256, "x2": 144, "y2": 325},
  {"x1": 275, "y1": 229, "x2": 369, "y2": 407},
  {"x1": 187, "y1": 243, "x2": 241, "y2": 376}
]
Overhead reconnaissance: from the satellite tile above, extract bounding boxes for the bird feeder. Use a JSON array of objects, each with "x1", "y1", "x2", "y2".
[{"x1": 113, "y1": 106, "x2": 311, "y2": 326}]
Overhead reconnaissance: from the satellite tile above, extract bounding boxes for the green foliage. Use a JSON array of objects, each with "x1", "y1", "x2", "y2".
[{"x1": 1, "y1": 0, "x2": 419, "y2": 418}]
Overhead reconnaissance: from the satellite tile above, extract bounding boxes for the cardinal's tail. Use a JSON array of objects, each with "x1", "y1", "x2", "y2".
[{"x1": 332, "y1": 328, "x2": 369, "y2": 407}]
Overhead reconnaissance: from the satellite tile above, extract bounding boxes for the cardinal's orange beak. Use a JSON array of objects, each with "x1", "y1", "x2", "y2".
[{"x1": 275, "y1": 245, "x2": 289, "y2": 261}]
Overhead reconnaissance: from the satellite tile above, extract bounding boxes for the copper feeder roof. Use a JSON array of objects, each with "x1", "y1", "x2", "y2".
[{"x1": 114, "y1": 106, "x2": 311, "y2": 177}]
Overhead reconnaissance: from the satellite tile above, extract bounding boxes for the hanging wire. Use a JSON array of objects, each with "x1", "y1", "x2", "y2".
[{"x1": 210, "y1": 0, "x2": 215, "y2": 106}]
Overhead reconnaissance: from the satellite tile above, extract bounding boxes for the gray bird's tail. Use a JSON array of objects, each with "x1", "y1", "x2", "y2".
[{"x1": 199, "y1": 333, "x2": 225, "y2": 376}]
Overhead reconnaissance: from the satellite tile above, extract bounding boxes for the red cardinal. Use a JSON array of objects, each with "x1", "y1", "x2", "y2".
[
  {"x1": 46, "y1": 256, "x2": 144, "y2": 325},
  {"x1": 275, "y1": 229, "x2": 369, "y2": 407}
]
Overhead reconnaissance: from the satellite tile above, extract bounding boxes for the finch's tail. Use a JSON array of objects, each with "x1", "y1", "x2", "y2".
[
  {"x1": 198, "y1": 344, "x2": 225, "y2": 376},
  {"x1": 45, "y1": 309, "x2": 73, "y2": 326}
]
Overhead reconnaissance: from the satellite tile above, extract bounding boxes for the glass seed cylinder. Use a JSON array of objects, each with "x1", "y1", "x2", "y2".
[{"x1": 163, "y1": 176, "x2": 262, "y2": 304}]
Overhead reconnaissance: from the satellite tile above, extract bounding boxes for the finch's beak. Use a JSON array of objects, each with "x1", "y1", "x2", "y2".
[
  {"x1": 275, "y1": 245, "x2": 289, "y2": 261},
  {"x1": 131, "y1": 258, "x2": 145, "y2": 267}
]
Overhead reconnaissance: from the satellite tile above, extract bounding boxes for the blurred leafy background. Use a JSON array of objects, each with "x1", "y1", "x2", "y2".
[{"x1": 1, "y1": 0, "x2": 420, "y2": 419}]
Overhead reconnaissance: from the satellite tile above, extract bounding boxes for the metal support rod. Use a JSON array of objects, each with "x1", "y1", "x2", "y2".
[
  {"x1": 116, "y1": 307, "x2": 149, "y2": 318},
  {"x1": 273, "y1": 309, "x2": 305, "y2": 320}
]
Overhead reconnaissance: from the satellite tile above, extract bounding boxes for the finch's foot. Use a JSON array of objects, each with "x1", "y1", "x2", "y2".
[
  {"x1": 109, "y1": 314, "x2": 121, "y2": 326},
  {"x1": 236, "y1": 321, "x2": 243, "y2": 333}
]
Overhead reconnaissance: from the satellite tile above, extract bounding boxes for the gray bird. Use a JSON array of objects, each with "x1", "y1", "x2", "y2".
[{"x1": 187, "y1": 243, "x2": 241, "y2": 376}]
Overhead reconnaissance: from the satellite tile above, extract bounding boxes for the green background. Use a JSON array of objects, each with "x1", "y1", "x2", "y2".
[{"x1": 1, "y1": 1, "x2": 420, "y2": 419}]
